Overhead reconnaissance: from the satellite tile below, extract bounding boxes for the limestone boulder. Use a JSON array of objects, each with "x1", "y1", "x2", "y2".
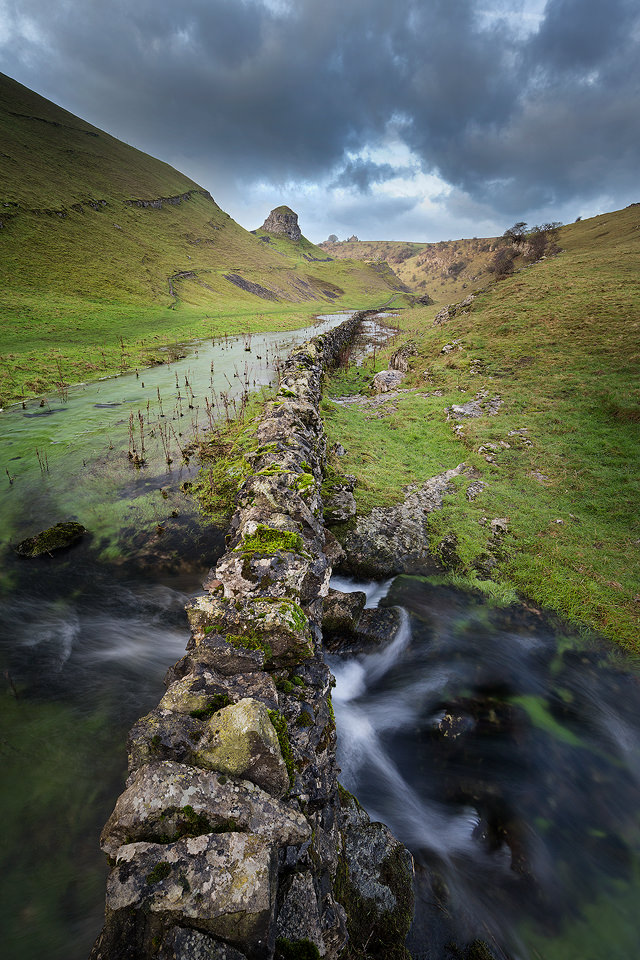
[
  {"x1": 276, "y1": 871, "x2": 348, "y2": 957},
  {"x1": 101, "y1": 761, "x2": 310, "y2": 858},
  {"x1": 169, "y1": 638, "x2": 266, "y2": 681},
  {"x1": 186, "y1": 595, "x2": 315, "y2": 667},
  {"x1": 323, "y1": 487, "x2": 356, "y2": 524},
  {"x1": 104, "y1": 833, "x2": 275, "y2": 958},
  {"x1": 128, "y1": 708, "x2": 202, "y2": 774},
  {"x1": 159, "y1": 928, "x2": 247, "y2": 960},
  {"x1": 337, "y1": 792, "x2": 414, "y2": 960},
  {"x1": 372, "y1": 370, "x2": 405, "y2": 393},
  {"x1": 323, "y1": 606, "x2": 403, "y2": 656},
  {"x1": 160, "y1": 663, "x2": 279, "y2": 715},
  {"x1": 321, "y1": 588, "x2": 366, "y2": 635},
  {"x1": 389, "y1": 341, "x2": 417, "y2": 373},
  {"x1": 193, "y1": 698, "x2": 290, "y2": 798}
]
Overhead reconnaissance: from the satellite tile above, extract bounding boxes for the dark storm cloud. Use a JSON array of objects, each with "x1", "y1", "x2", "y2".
[
  {"x1": 329, "y1": 158, "x2": 410, "y2": 193},
  {"x1": 2, "y1": 0, "x2": 639, "y2": 221}
]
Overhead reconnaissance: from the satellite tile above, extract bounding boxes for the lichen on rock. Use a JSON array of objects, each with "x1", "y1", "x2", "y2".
[{"x1": 193, "y1": 697, "x2": 290, "y2": 798}]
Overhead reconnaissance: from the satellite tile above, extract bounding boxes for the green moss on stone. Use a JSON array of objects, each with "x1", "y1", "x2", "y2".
[
  {"x1": 226, "y1": 632, "x2": 273, "y2": 661},
  {"x1": 15, "y1": 521, "x2": 87, "y2": 558},
  {"x1": 337, "y1": 782, "x2": 364, "y2": 812},
  {"x1": 275, "y1": 938, "x2": 321, "y2": 960},
  {"x1": 257, "y1": 596, "x2": 309, "y2": 633},
  {"x1": 255, "y1": 463, "x2": 287, "y2": 478},
  {"x1": 328, "y1": 695, "x2": 336, "y2": 728},
  {"x1": 296, "y1": 709, "x2": 315, "y2": 728},
  {"x1": 189, "y1": 694, "x2": 232, "y2": 719},
  {"x1": 268, "y1": 709, "x2": 296, "y2": 785},
  {"x1": 145, "y1": 861, "x2": 171, "y2": 885},
  {"x1": 295, "y1": 472, "x2": 315, "y2": 495},
  {"x1": 236, "y1": 524, "x2": 306, "y2": 556}
]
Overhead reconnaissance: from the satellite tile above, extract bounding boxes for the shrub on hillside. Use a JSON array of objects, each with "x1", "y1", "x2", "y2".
[
  {"x1": 488, "y1": 247, "x2": 516, "y2": 278},
  {"x1": 447, "y1": 259, "x2": 467, "y2": 278}
]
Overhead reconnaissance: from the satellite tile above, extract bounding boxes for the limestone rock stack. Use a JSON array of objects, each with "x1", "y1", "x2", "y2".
[{"x1": 260, "y1": 206, "x2": 302, "y2": 241}]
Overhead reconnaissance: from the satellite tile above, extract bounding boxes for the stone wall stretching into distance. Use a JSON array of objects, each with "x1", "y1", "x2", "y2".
[{"x1": 91, "y1": 312, "x2": 414, "y2": 960}]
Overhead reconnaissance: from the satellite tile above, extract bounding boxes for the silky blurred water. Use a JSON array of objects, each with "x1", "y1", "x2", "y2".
[{"x1": 329, "y1": 575, "x2": 640, "y2": 960}]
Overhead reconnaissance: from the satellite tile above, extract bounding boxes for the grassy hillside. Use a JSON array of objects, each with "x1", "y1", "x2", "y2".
[
  {"x1": 323, "y1": 204, "x2": 640, "y2": 649},
  {"x1": 321, "y1": 235, "x2": 500, "y2": 302},
  {"x1": 0, "y1": 73, "x2": 403, "y2": 406}
]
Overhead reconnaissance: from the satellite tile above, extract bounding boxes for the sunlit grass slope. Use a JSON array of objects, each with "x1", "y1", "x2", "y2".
[
  {"x1": 0, "y1": 73, "x2": 402, "y2": 405},
  {"x1": 320, "y1": 235, "x2": 500, "y2": 303},
  {"x1": 323, "y1": 204, "x2": 640, "y2": 648}
]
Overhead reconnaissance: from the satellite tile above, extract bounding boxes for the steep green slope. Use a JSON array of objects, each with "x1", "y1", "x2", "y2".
[
  {"x1": 323, "y1": 204, "x2": 640, "y2": 648},
  {"x1": 0, "y1": 74, "x2": 401, "y2": 405}
]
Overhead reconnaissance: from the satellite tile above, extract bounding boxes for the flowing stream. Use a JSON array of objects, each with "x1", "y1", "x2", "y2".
[
  {"x1": 5, "y1": 310, "x2": 636, "y2": 960},
  {"x1": 329, "y1": 575, "x2": 640, "y2": 960},
  {"x1": 0, "y1": 313, "x2": 355, "y2": 960}
]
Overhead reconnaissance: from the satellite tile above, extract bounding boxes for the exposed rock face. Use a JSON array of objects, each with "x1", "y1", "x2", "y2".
[
  {"x1": 261, "y1": 206, "x2": 302, "y2": 241},
  {"x1": 433, "y1": 293, "x2": 476, "y2": 326},
  {"x1": 373, "y1": 369, "x2": 405, "y2": 393},
  {"x1": 389, "y1": 340, "x2": 417, "y2": 373},
  {"x1": 91, "y1": 313, "x2": 414, "y2": 960},
  {"x1": 339, "y1": 464, "x2": 467, "y2": 577}
]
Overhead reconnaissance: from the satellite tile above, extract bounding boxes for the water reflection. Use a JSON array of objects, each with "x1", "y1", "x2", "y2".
[{"x1": 329, "y1": 575, "x2": 640, "y2": 960}]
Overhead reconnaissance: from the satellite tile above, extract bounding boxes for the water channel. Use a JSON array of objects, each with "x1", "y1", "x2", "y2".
[
  {"x1": 2, "y1": 313, "x2": 638, "y2": 960},
  {"x1": 0, "y1": 313, "x2": 353, "y2": 960}
]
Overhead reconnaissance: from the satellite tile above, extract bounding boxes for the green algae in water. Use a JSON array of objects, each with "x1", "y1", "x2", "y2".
[{"x1": 0, "y1": 693, "x2": 124, "y2": 960}]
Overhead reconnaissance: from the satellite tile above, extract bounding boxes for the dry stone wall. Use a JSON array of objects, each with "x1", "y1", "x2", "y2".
[{"x1": 91, "y1": 313, "x2": 414, "y2": 960}]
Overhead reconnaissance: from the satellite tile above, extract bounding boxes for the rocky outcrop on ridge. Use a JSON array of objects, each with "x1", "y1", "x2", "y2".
[
  {"x1": 91, "y1": 313, "x2": 414, "y2": 960},
  {"x1": 261, "y1": 206, "x2": 302, "y2": 241}
]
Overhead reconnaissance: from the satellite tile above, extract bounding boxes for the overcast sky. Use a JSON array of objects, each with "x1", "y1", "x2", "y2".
[{"x1": 1, "y1": 0, "x2": 639, "y2": 242}]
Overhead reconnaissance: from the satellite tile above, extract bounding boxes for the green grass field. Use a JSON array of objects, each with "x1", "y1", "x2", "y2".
[
  {"x1": 323, "y1": 204, "x2": 640, "y2": 649},
  {"x1": 0, "y1": 73, "x2": 405, "y2": 406}
]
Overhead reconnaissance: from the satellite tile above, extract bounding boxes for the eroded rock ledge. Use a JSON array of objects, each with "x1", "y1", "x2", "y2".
[{"x1": 91, "y1": 313, "x2": 414, "y2": 960}]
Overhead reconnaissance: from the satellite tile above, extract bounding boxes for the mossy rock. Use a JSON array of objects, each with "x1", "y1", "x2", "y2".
[
  {"x1": 15, "y1": 520, "x2": 87, "y2": 557},
  {"x1": 275, "y1": 937, "x2": 321, "y2": 960},
  {"x1": 335, "y1": 802, "x2": 414, "y2": 959}
]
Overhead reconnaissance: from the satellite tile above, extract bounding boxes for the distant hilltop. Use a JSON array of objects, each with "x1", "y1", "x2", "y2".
[{"x1": 260, "y1": 205, "x2": 302, "y2": 241}]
